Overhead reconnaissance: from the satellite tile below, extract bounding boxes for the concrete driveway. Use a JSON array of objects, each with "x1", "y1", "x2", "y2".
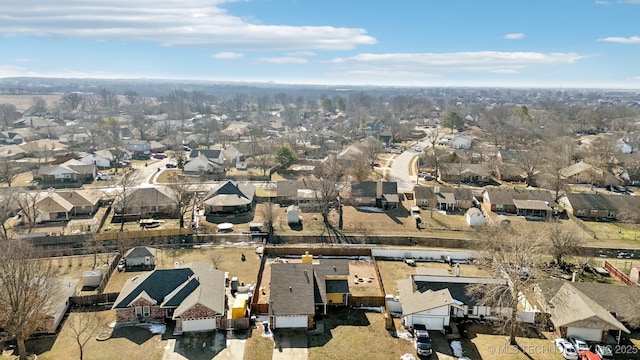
[{"x1": 272, "y1": 329, "x2": 308, "y2": 360}]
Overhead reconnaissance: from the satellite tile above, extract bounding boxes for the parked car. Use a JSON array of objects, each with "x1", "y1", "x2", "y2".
[
  {"x1": 152, "y1": 152, "x2": 167, "y2": 159},
  {"x1": 95, "y1": 173, "x2": 108, "y2": 181},
  {"x1": 372, "y1": 162, "x2": 381, "y2": 167},
  {"x1": 568, "y1": 336, "x2": 590, "y2": 353},
  {"x1": 593, "y1": 344, "x2": 614, "y2": 360},
  {"x1": 578, "y1": 350, "x2": 600, "y2": 360},
  {"x1": 181, "y1": 145, "x2": 191, "y2": 151},
  {"x1": 134, "y1": 154, "x2": 150, "y2": 160},
  {"x1": 165, "y1": 163, "x2": 177, "y2": 168},
  {"x1": 554, "y1": 338, "x2": 579, "y2": 360},
  {"x1": 413, "y1": 329, "x2": 432, "y2": 357}
]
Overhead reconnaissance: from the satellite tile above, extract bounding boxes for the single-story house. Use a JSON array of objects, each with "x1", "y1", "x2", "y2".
[
  {"x1": 33, "y1": 159, "x2": 97, "y2": 183},
  {"x1": 31, "y1": 188, "x2": 103, "y2": 222},
  {"x1": 189, "y1": 149, "x2": 225, "y2": 165},
  {"x1": 269, "y1": 258, "x2": 351, "y2": 329},
  {"x1": 203, "y1": 181, "x2": 255, "y2": 214},
  {"x1": 122, "y1": 139, "x2": 151, "y2": 155},
  {"x1": 402, "y1": 274, "x2": 536, "y2": 325},
  {"x1": 482, "y1": 188, "x2": 555, "y2": 216},
  {"x1": 183, "y1": 154, "x2": 224, "y2": 175},
  {"x1": 439, "y1": 163, "x2": 491, "y2": 184},
  {"x1": 397, "y1": 277, "x2": 461, "y2": 331},
  {"x1": 557, "y1": 193, "x2": 620, "y2": 220},
  {"x1": 414, "y1": 186, "x2": 477, "y2": 212},
  {"x1": 559, "y1": 161, "x2": 620, "y2": 187},
  {"x1": 349, "y1": 181, "x2": 399, "y2": 209},
  {"x1": 0, "y1": 144, "x2": 26, "y2": 160},
  {"x1": 124, "y1": 246, "x2": 157, "y2": 270},
  {"x1": 113, "y1": 186, "x2": 176, "y2": 217},
  {"x1": 451, "y1": 136, "x2": 473, "y2": 150},
  {"x1": 535, "y1": 281, "x2": 630, "y2": 343},
  {"x1": 112, "y1": 262, "x2": 226, "y2": 335}
]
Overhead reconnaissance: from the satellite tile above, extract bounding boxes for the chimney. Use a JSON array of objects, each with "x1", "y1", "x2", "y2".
[
  {"x1": 47, "y1": 187, "x2": 54, "y2": 196},
  {"x1": 572, "y1": 271, "x2": 578, "y2": 282},
  {"x1": 455, "y1": 264, "x2": 460, "y2": 277},
  {"x1": 289, "y1": 286, "x2": 292, "y2": 292},
  {"x1": 376, "y1": 181, "x2": 383, "y2": 198}
]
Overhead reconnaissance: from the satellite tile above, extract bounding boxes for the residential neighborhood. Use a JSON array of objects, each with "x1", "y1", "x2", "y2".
[{"x1": 1, "y1": 83, "x2": 640, "y2": 360}]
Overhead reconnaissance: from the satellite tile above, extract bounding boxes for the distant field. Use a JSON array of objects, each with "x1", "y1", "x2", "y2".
[{"x1": 0, "y1": 94, "x2": 62, "y2": 111}]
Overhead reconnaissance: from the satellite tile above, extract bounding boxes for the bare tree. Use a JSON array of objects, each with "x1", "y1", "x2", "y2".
[
  {"x1": 68, "y1": 310, "x2": 103, "y2": 360},
  {"x1": 349, "y1": 153, "x2": 373, "y2": 181},
  {"x1": 0, "y1": 103, "x2": 19, "y2": 131},
  {"x1": 362, "y1": 137, "x2": 385, "y2": 168},
  {"x1": 61, "y1": 92, "x2": 84, "y2": 111},
  {"x1": 260, "y1": 203, "x2": 277, "y2": 243},
  {"x1": 194, "y1": 115, "x2": 219, "y2": 149},
  {"x1": 0, "y1": 187, "x2": 18, "y2": 241},
  {"x1": 17, "y1": 191, "x2": 40, "y2": 233},
  {"x1": 469, "y1": 224, "x2": 545, "y2": 345},
  {"x1": 514, "y1": 146, "x2": 544, "y2": 187},
  {"x1": 124, "y1": 90, "x2": 139, "y2": 105},
  {"x1": 308, "y1": 155, "x2": 346, "y2": 240},
  {"x1": 0, "y1": 157, "x2": 21, "y2": 187},
  {"x1": 31, "y1": 96, "x2": 48, "y2": 116},
  {"x1": 545, "y1": 222, "x2": 582, "y2": 266},
  {"x1": 113, "y1": 171, "x2": 141, "y2": 231},
  {"x1": 166, "y1": 174, "x2": 195, "y2": 229},
  {"x1": 0, "y1": 241, "x2": 61, "y2": 360}
]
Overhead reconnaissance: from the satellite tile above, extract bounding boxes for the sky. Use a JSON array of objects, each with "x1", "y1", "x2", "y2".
[{"x1": 1, "y1": 0, "x2": 640, "y2": 89}]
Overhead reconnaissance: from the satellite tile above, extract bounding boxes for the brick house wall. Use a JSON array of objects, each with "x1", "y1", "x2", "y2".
[
  {"x1": 174, "y1": 303, "x2": 222, "y2": 334},
  {"x1": 115, "y1": 298, "x2": 165, "y2": 322}
]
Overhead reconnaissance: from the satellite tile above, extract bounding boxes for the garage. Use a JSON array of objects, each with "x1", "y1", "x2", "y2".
[
  {"x1": 566, "y1": 327, "x2": 603, "y2": 342},
  {"x1": 274, "y1": 315, "x2": 308, "y2": 329},
  {"x1": 181, "y1": 318, "x2": 216, "y2": 332},
  {"x1": 411, "y1": 316, "x2": 445, "y2": 331}
]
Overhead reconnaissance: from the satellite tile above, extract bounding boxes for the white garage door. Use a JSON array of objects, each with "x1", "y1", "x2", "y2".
[
  {"x1": 182, "y1": 318, "x2": 216, "y2": 332},
  {"x1": 566, "y1": 327, "x2": 602, "y2": 342},
  {"x1": 275, "y1": 315, "x2": 307, "y2": 329},
  {"x1": 413, "y1": 316, "x2": 445, "y2": 331}
]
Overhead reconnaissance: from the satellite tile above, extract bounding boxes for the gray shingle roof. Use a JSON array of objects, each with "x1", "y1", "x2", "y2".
[{"x1": 270, "y1": 263, "x2": 315, "y2": 316}]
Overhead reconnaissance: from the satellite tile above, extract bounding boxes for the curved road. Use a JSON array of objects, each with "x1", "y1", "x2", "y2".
[{"x1": 388, "y1": 145, "x2": 422, "y2": 192}]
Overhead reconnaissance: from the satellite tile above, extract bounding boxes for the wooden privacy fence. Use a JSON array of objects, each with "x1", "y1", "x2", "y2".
[
  {"x1": 604, "y1": 260, "x2": 634, "y2": 285},
  {"x1": 96, "y1": 228, "x2": 191, "y2": 241},
  {"x1": 71, "y1": 292, "x2": 119, "y2": 307},
  {"x1": 97, "y1": 254, "x2": 122, "y2": 293},
  {"x1": 221, "y1": 318, "x2": 250, "y2": 330}
]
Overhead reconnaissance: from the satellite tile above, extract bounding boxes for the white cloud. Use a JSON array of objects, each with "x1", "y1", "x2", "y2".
[
  {"x1": 13, "y1": 58, "x2": 35, "y2": 63},
  {"x1": 490, "y1": 69, "x2": 519, "y2": 74},
  {"x1": 504, "y1": 33, "x2": 525, "y2": 40},
  {"x1": 256, "y1": 57, "x2": 308, "y2": 64},
  {"x1": 328, "y1": 51, "x2": 584, "y2": 73},
  {"x1": 595, "y1": 0, "x2": 610, "y2": 4},
  {"x1": 598, "y1": 36, "x2": 640, "y2": 44},
  {"x1": 0, "y1": 0, "x2": 376, "y2": 51},
  {"x1": 286, "y1": 51, "x2": 316, "y2": 57},
  {"x1": 629, "y1": 76, "x2": 640, "y2": 81},
  {"x1": 212, "y1": 52, "x2": 243, "y2": 59}
]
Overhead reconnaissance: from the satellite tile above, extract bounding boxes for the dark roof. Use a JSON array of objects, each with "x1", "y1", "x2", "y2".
[
  {"x1": 269, "y1": 263, "x2": 315, "y2": 316},
  {"x1": 326, "y1": 280, "x2": 349, "y2": 294},
  {"x1": 113, "y1": 268, "x2": 193, "y2": 308},
  {"x1": 351, "y1": 181, "x2": 397, "y2": 198},
  {"x1": 163, "y1": 278, "x2": 200, "y2": 307},
  {"x1": 563, "y1": 193, "x2": 619, "y2": 212},
  {"x1": 351, "y1": 182, "x2": 377, "y2": 198},
  {"x1": 189, "y1": 149, "x2": 222, "y2": 160}
]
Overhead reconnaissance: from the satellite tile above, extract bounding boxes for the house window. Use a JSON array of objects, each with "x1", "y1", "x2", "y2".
[
  {"x1": 467, "y1": 307, "x2": 474, "y2": 315},
  {"x1": 135, "y1": 306, "x2": 142, "y2": 317},
  {"x1": 143, "y1": 306, "x2": 150, "y2": 317},
  {"x1": 496, "y1": 204, "x2": 503, "y2": 211},
  {"x1": 607, "y1": 211, "x2": 616, "y2": 218},
  {"x1": 577, "y1": 209, "x2": 586, "y2": 216},
  {"x1": 355, "y1": 198, "x2": 362, "y2": 204},
  {"x1": 421, "y1": 199, "x2": 428, "y2": 206}
]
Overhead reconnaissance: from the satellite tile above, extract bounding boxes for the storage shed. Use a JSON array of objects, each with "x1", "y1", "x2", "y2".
[
  {"x1": 232, "y1": 295, "x2": 249, "y2": 319},
  {"x1": 465, "y1": 208, "x2": 484, "y2": 227},
  {"x1": 124, "y1": 246, "x2": 156, "y2": 270},
  {"x1": 287, "y1": 205, "x2": 300, "y2": 224},
  {"x1": 82, "y1": 269, "x2": 103, "y2": 288}
]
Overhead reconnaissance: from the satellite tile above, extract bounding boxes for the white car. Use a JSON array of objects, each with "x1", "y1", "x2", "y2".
[
  {"x1": 554, "y1": 338, "x2": 578, "y2": 360},
  {"x1": 568, "y1": 336, "x2": 589, "y2": 352}
]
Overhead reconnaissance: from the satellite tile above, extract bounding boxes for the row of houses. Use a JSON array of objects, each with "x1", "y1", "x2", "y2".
[{"x1": 398, "y1": 272, "x2": 639, "y2": 343}]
